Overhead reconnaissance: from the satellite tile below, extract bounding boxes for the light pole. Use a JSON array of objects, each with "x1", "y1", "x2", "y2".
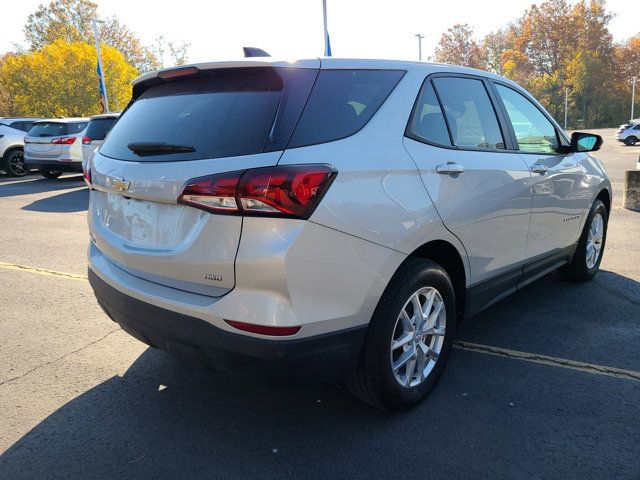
[
  {"x1": 415, "y1": 33, "x2": 424, "y2": 61},
  {"x1": 322, "y1": 0, "x2": 331, "y2": 56},
  {"x1": 631, "y1": 76, "x2": 637, "y2": 122},
  {"x1": 92, "y1": 19, "x2": 109, "y2": 113}
]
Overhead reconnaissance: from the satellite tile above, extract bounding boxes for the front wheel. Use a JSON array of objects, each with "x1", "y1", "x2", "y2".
[
  {"x1": 347, "y1": 258, "x2": 456, "y2": 411},
  {"x1": 624, "y1": 136, "x2": 637, "y2": 146},
  {"x1": 559, "y1": 199, "x2": 608, "y2": 281},
  {"x1": 39, "y1": 169, "x2": 63, "y2": 179},
  {"x1": 4, "y1": 150, "x2": 28, "y2": 177}
]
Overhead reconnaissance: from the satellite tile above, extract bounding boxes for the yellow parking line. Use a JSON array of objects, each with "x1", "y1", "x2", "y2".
[
  {"x1": 454, "y1": 340, "x2": 640, "y2": 382},
  {"x1": 0, "y1": 261, "x2": 87, "y2": 281},
  {"x1": 2, "y1": 259, "x2": 638, "y2": 382}
]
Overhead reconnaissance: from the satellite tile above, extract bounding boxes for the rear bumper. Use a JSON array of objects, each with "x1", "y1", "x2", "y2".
[
  {"x1": 89, "y1": 269, "x2": 367, "y2": 384},
  {"x1": 24, "y1": 160, "x2": 82, "y2": 172}
]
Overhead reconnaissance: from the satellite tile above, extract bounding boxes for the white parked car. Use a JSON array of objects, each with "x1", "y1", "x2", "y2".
[
  {"x1": 0, "y1": 117, "x2": 39, "y2": 176},
  {"x1": 86, "y1": 59, "x2": 611, "y2": 410},
  {"x1": 81, "y1": 113, "x2": 120, "y2": 170},
  {"x1": 24, "y1": 118, "x2": 89, "y2": 178},
  {"x1": 614, "y1": 120, "x2": 640, "y2": 145}
]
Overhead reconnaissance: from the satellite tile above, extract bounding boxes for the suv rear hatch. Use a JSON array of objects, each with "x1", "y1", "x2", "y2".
[
  {"x1": 25, "y1": 121, "x2": 87, "y2": 160},
  {"x1": 89, "y1": 62, "x2": 320, "y2": 297}
]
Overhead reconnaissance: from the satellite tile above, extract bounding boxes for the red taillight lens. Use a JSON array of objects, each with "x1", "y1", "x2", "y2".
[
  {"x1": 83, "y1": 163, "x2": 91, "y2": 185},
  {"x1": 224, "y1": 320, "x2": 301, "y2": 337},
  {"x1": 178, "y1": 165, "x2": 336, "y2": 219},
  {"x1": 51, "y1": 136, "x2": 76, "y2": 145},
  {"x1": 82, "y1": 136, "x2": 91, "y2": 145}
]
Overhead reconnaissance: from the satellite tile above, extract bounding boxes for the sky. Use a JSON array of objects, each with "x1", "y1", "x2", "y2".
[{"x1": 1, "y1": 0, "x2": 639, "y2": 64}]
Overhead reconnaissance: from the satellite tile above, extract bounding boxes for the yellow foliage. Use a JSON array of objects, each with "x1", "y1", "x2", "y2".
[{"x1": 0, "y1": 40, "x2": 137, "y2": 117}]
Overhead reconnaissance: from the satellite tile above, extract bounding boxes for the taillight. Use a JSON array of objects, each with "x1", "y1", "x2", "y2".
[
  {"x1": 178, "y1": 164, "x2": 336, "y2": 219},
  {"x1": 82, "y1": 136, "x2": 92, "y2": 145},
  {"x1": 83, "y1": 162, "x2": 91, "y2": 186},
  {"x1": 224, "y1": 320, "x2": 301, "y2": 337},
  {"x1": 51, "y1": 137, "x2": 76, "y2": 145}
]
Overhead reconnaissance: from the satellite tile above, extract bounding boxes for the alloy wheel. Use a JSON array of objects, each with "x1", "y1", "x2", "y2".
[
  {"x1": 8, "y1": 152, "x2": 28, "y2": 176},
  {"x1": 586, "y1": 213, "x2": 604, "y2": 269}
]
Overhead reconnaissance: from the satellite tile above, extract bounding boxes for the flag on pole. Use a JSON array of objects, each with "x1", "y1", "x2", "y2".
[
  {"x1": 97, "y1": 62, "x2": 107, "y2": 113},
  {"x1": 325, "y1": 31, "x2": 332, "y2": 57}
]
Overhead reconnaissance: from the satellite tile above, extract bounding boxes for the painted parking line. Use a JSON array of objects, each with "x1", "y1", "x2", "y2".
[
  {"x1": 3, "y1": 258, "x2": 639, "y2": 382},
  {"x1": 0, "y1": 261, "x2": 86, "y2": 281},
  {"x1": 454, "y1": 341, "x2": 640, "y2": 382}
]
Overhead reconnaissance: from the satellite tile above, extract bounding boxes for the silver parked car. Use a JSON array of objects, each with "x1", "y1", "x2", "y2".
[
  {"x1": 24, "y1": 118, "x2": 88, "y2": 178},
  {"x1": 614, "y1": 119, "x2": 640, "y2": 145},
  {"x1": 86, "y1": 59, "x2": 611, "y2": 411},
  {"x1": 81, "y1": 113, "x2": 120, "y2": 170},
  {"x1": 0, "y1": 117, "x2": 39, "y2": 176}
]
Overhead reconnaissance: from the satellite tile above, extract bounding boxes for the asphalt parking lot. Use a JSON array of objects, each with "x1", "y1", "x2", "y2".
[{"x1": 0, "y1": 128, "x2": 639, "y2": 479}]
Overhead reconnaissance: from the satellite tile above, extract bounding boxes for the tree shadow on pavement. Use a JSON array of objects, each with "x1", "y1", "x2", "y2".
[{"x1": 22, "y1": 188, "x2": 88, "y2": 213}]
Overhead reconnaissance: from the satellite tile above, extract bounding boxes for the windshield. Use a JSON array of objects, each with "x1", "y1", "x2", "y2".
[{"x1": 28, "y1": 121, "x2": 87, "y2": 137}]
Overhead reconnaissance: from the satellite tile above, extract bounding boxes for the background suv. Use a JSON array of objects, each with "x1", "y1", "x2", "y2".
[
  {"x1": 615, "y1": 120, "x2": 640, "y2": 145},
  {"x1": 24, "y1": 118, "x2": 88, "y2": 178},
  {"x1": 0, "y1": 117, "x2": 39, "y2": 176},
  {"x1": 86, "y1": 59, "x2": 611, "y2": 411},
  {"x1": 81, "y1": 113, "x2": 120, "y2": 170}
]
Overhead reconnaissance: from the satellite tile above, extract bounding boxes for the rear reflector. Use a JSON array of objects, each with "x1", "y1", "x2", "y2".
[
  {"x1": 178, "y1": 164, "x2": 336, "y2": 219},
  {"x1": 51, "y1": 137, "x2": 76, "y2": 145},
  {"x1": 224, "y1": 320, "x2": 301, "y2": 337},
  {"x1": 158, "y1": 66, "x2": 200, "y2": 80}
]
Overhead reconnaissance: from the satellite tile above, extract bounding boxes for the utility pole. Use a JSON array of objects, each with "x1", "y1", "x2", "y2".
[
  {"x1": 322, "y1": 0, "x2": 331, "y2": 56},
  {"x1": 631, "y1": 76, "x2": 637, "y2": 122},
  {"x1": 415, "y1": 33, "x2": 424, "y2": 61},
  {"x1": 564, "y1": 88, "x2": 568, "y2": 129},
  {"x1": 92, "y1": 19, "x2": 109, "y2": 113}
]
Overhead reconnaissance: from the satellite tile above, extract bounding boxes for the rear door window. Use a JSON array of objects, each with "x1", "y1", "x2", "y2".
[
  {"x1": 85, "y1": 118, "x2": 117, "y2": 141},
  {"x1": 287, "y1": 70, "x2": 405, "y2": 148},
  {"x1": 432, "y1": 77, "x2": 505, "y2": 150},
  {"x1": 406, "y1": 81, "x2": 451, "y2": 146},
  {"x1": 100, "y1": 67, "x2": 317, "y2": 162}
]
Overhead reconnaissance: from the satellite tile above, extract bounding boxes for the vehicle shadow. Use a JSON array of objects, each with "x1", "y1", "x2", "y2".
[
  {"x1": 21, "y1": 188, "x2": 89, "y2": 213},
  {"x1": 0, "y1": 175, "x2": 85, "y2": 198}
]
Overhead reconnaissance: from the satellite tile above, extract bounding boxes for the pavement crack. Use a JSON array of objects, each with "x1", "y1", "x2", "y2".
[{"x1": 0, "y1": 328, "x2": 121, "y2": 387}]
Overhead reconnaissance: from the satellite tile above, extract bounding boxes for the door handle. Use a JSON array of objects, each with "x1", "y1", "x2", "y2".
[
  {"x1": 436, "y1": 163, "x2": 466, "y2": 175},
  {"x1": 530, "y1": 164, "x2": 549, "y2": 174}
]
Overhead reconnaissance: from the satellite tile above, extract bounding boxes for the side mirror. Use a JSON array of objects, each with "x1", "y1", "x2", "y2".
[{"x1": 570, "y1": 132, "x2": 603, "y2": 152}]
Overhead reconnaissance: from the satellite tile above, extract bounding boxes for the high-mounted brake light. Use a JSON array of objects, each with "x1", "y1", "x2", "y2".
[
  {"x1": 224, "y1": 320, "x2": 301, "y2": 337},
  {"x1": 82, "y1": 136, "x2": 92, "y2": 145},
  {"x1": 178, "y1": 165, "x2": 337, "y2": 219},
  {"x1": 51, "y1": 136, "x2": 76, "y2": 145},
  {"x1": 158, "y1": 66, "x2": 200, "y2": 80}
]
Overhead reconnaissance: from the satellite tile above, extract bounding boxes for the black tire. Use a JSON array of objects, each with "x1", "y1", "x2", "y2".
[
  {"x1": 558, "y1": 199, "x2": 608, "y2": 282},
  {"x1": 39, "y1": 169, "x2": 63, "y2": 179},
  {"x1": 347, "y1": 258, "x2": 457, "y2": 411},
  {"x1": 3, "y1": 149, "x2": 28, "y2": 177},
  {"x1": 623, "y1": 136, "x2": 637, "y2": 146}
]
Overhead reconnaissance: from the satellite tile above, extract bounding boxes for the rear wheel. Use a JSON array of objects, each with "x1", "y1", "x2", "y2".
[
  {"x1": 559, "y1": 199, "x2": 608, "y2": 281},
  {"x1": 347, "y1": 258, "x2": 456, "y2": 411},
  {"x1": 624, "y1": 136, "x2": 637, "y2": 146},
  {"x1": 4, "y1": 150, "x2": 28, "y2": 177},
  {"x1": 39, "y1": 169, "x2": 63, "y2": 179}
]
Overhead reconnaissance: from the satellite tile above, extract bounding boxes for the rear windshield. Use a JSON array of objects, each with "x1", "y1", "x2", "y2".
[
  {"x1": 28, "y1": 121, "x2": 87, "y2": 137},
  {"x1": 100, "y1": 67, "x2": 317, "y2": 162},
  {"x1": 287, "y1": 70, "x2": 405, "y2": 148},
  {"x1": 85, "y1": 117, "x2": 118, "y2": 141}
]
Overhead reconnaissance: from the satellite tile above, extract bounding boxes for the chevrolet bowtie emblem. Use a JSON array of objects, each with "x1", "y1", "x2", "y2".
[{"x1": 109, "y1": 177, "x2": 131, "y2": 191}]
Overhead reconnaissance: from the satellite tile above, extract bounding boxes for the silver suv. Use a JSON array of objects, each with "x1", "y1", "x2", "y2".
[
  {"x1": 0, "y1": 118, "x2": 39, "y2": 176},
  {"x1": 86, "y1": 59, "x2": 611, "y2": 411}
]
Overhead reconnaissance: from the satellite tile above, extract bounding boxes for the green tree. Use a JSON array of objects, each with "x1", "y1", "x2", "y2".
[
  {"x1": 24, "y1": 0, "x2": 160, "y2": 72},
  {"x1": 0, "y1": 40, "x2": 137, "y2": 117}
]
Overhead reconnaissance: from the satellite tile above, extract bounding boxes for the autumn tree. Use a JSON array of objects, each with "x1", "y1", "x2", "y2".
[
  {"x1": 0, "y1": 40, "x2": 137, "y2": 117},
  {"x1": 24, "y1": 0, "x2": 160, "y2": 72},
  {"x1": 433, "y1": 24, "x2": 484, "y2": 69}
]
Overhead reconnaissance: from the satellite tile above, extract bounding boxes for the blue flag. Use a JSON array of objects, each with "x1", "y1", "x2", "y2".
[{"x1": 97, "y1": 62, "x2": 107, "y2": 113}]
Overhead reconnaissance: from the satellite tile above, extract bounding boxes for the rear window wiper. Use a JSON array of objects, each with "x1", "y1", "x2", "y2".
[{"x1": 127, "y1": 142, "x2": 195, "y2": 155}]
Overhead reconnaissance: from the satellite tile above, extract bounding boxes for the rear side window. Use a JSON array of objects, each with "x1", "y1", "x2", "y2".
[
  {"x1": 101, "y1": 68, "x2": 317, "y2": 162},
  {"x1": 85, "y1": 118, "x2": 117, "y2": 141},
  {"x1": 28, "y1": 121, "x2": 86, "y2": 137},
  {"x1": 406, "y1": 81, "x2": 451, "y2": 146},
  {"x1": 9, "y1": 121, "x2": 34, "y2": 132},
  {"x1": 288, "y1": 70, "x2": 405, "y2": 148},
  {"x1": 432, "y1": 77, "x2": 505, "y2": 150},
  {"x1": 495, "y1": 84, "x2": 559, "y2": 154}
]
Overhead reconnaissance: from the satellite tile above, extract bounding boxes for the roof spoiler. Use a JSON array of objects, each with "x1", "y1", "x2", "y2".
[{"x1": 243, "y1": 47, "x2": 271, "y2": 58}]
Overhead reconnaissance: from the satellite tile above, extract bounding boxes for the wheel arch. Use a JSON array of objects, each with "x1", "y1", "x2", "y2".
[
  {"x1": 596, "y1": 187, "x2": 611, "y2": 213},
  {"x1": 2, "y1": 144, "x2": 24, "y2": 159}
]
